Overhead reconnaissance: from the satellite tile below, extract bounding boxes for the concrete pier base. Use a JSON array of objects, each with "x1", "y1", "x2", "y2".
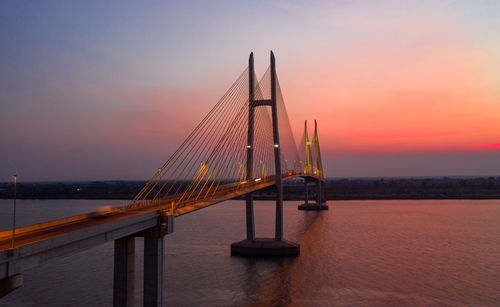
[
  {"x1": 0, "y1": 274, "x2": 23, "y2": 297},
  {"x1": 298, "y1": 203, "x2": 328, "y2": 211},
  {"x1": 231, "y1": 238, "x2": 299, "y2": 256},
  {"x1": 143, "y1": 226, "x2": 164, "y2": 307},
  {"x1": 113, "y1": 236, "x2": 135, "y2": 307},
  {"x1": 113, "y1": 211, "x2": 172, "y2": 307}
]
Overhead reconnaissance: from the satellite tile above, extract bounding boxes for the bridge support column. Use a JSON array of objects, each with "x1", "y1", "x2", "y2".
[
  {"x1": 316, "y1": 179, "x2": 325, "y2": 205},
  {"x1": 246, "y1": 194, "x2": 255, "y2": 240},
  {"x1": 113, "y1": 211, "x2": 172, "y2": 307},
  {"x1": 245, "y1": 52, "x2": 256, "y2": 241},
  {"x1": 231, "y1": 51, "x2": 299, "y2": 257},
  {"x1": 298, "y1": 178, "x2": 328, "y2": 210},
  {"x1": 270, "y1": 51, "x2": 284, "y2": 242},
  {"x1": 114, "y1": 236, "x2": 135, "y2": 307},
  {"x1": 144, "y1": 226, "x2": 164, "y2": 307},
  {"x1": 0, "y1": 274, "x2": 23, "y2": 298},
  {"x1": 304, "y1": 180, "x2": 308, "y2": 204}
]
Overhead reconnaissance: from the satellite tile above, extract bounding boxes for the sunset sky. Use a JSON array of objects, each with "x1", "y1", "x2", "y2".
[{"x1": 1, "y1": 0, "x2": 500, "y2": 181}]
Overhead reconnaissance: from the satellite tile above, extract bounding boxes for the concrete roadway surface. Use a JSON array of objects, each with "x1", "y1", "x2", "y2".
[{"x1": 0, "y1": 173, "x2": 315, "y2": 252}]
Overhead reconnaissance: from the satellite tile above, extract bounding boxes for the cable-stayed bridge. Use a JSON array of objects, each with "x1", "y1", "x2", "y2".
[{"x1": 0, "y1": 52, "x2": 326, "y2": 306}]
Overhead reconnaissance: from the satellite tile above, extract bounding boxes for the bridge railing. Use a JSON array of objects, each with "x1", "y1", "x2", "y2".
[{"x1": 122, "y1": 171, "x2": 322, "y2": 214}]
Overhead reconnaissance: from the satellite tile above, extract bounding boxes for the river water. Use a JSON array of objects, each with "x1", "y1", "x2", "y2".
[{"x1": 0, "y1": 199, "x2": 499, "y2": 306}]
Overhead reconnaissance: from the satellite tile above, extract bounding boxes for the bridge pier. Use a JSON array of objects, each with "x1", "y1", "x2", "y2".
[
  {"x1": 231, "y1": 51, "x2": 299, "y2": 257},
  {"x1": 297, "y1": 178, "x2": 328, "y2": 211},
  {"x1": 113, "y1": 236, "x2": 135, "y2": 307},
  {"x1": 298, "y1": 118, "x2": 328, "y2": 211},
  {"x1": 113, "y1": 211, "x2": 173, "y2": 307},
  {"x1": 0, "y1": 273, "x2": 23, "y2": 298},
  {"x1": 298, "y1": 178, "x2": 328, "y2": 210},
  {"x1": 143, "y1": 226, "x2": 164, "y2": 307},
  {"x1": 245, "y1": 52, "x2": 256, "y2": 242},
  {"x1": 304, "y1": 179, "x2": 309, "y2": 205},
  {"x1": 246, "y1": 193, "x2": 255, "y2": 240},
  {"x1": 317, "y1": 179, "x2": 326, "y2": 204}
]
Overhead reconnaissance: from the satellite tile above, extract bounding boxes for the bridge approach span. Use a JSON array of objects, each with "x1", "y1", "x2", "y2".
[{"x1": 0, "y1": 174, "x2": 320, "y2": 281}]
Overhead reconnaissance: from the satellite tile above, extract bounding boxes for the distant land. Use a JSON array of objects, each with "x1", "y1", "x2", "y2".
[{"x1": 1, "y1": 177, "x2": 500, "y2": 200}]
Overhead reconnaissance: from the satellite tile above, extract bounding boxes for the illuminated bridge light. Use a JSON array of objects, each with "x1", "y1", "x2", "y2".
[{"x1": 274, "y1": 144, "x2": 279, "y2": 148}]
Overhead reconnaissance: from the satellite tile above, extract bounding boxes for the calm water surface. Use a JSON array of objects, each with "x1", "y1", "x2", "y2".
[{"x1": 0, "y1": 199, "x2": 499, "y2": 306}]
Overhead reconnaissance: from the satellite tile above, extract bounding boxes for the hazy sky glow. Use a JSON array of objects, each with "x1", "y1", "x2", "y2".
[{"x1": 1, "y1": 0, "x2": 499, "y2": 181}]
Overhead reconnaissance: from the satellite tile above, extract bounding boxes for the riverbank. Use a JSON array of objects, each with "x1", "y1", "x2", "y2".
[{"x1": 1, "y1": 177, "x2": 499, "y2": 200}]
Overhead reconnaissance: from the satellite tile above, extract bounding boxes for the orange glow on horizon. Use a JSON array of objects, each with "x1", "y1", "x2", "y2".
[{"x1": 282, "y1": 31, "x2": 500, "y2": 156}]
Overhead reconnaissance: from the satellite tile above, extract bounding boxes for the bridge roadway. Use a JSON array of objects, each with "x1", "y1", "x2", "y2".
[{"x1": 0, "y1": 173, "x2": 320, "y2": 282}]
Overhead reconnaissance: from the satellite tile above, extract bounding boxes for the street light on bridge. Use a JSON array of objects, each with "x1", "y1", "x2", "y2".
[{"x1": 11, "y1": 175, "x2": 17, "y2": 249}]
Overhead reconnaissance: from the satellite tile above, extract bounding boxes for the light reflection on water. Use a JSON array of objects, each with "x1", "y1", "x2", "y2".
[{"x1": 0, "y1": 199, "x2": 499, "y2": 306}]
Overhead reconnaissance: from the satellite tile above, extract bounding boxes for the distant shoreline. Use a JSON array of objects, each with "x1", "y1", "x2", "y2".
[{"x1": 1, "y1": 176, "x2": 499, "y2": 200}]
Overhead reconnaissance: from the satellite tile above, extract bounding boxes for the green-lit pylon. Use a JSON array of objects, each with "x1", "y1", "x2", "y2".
[
  {"x1": 302, "y1": 120, "x2": 325, "y2": 179},
  {"x1": 303, "y1": 120, "x2": 313, "y2": 174},
  {"x1": 299, "y1": 119, "x2": 327, "y2": 208},
  {"x1": 313, "y1": 120, "x2": 324, "y2": 179}
]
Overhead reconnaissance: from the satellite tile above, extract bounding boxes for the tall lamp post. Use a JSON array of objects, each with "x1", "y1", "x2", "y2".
[{"x1": 11, "y1": 174, "x2": 17, "y2": 249}]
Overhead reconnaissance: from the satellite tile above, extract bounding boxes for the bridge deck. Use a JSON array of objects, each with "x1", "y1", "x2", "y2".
[
  {"x1": 0, "y1": 174, "x2": 321, "y2": 279},
  {"x1": 0, "y1": 176, "x2": 285, "y2": 250}
]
